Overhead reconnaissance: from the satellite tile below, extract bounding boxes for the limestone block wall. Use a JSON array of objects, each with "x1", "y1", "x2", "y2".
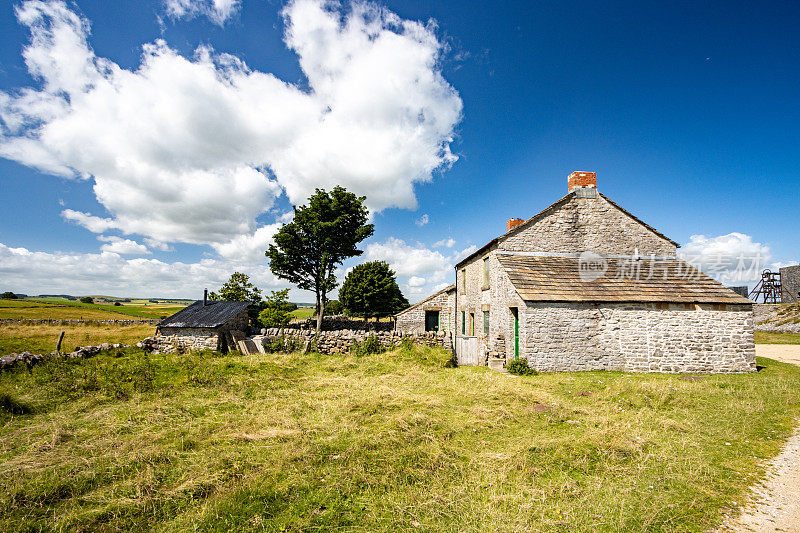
[
  {"x1": 499, "y1": 195, "x2": 677, "y2": 257},
  {"x1": 396, "y1": 289, "x2": 455, "y2": 334},
  {"x1": 780, "y1": 265, "x2": 800, "y2": 303},
  {"x1": 520, "y1": 302, "x2": 755, "y2": 373},
  {"x1": 154, "y1": 327, "x2": 220, "y2": 352},
  {"x1": 260, "y1": 328, "x2": 453, "y2": 354}
]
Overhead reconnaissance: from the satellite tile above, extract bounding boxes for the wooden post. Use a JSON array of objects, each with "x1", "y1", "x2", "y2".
[{"x1": 56, "y1": 330, "x2": 65, "y2": 353}]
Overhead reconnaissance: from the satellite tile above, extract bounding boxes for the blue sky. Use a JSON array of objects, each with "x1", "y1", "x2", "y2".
[{"x1": 0, "y1": 0, "x2": 798, "y2": 302}]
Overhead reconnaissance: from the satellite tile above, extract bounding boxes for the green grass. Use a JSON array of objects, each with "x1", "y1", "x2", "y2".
[
  {"x1": 290, "y1": 307, "x2": 315, "y2": 319},
  {"x1": 2, "y1": 298, "x2": 183, "y2": 320},
  {"x1": 755, "y1": 331, "x2": 800, "y2": 344},
  {"x1": 1, "y1": 346, "x2": 799, "y2": 531},
  {"x1": 0, "y1": 323, "x2": 155, "y2": 355}
]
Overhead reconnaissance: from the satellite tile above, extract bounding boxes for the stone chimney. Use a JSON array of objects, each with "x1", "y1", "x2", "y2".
[
  {"x1": 507, "y1": 218, "x2": 524, "y2": 232},
  {"x1": 567, "y1": 171, "x2": 597, "y2": 192},
  {"x1": 203, "y1": 288, "x2": 208, "y2": 306}
]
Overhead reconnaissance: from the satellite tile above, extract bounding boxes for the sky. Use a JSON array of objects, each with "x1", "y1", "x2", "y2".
[{"x1": 0, "y1": 0, "x2": 798, "y2": 303}]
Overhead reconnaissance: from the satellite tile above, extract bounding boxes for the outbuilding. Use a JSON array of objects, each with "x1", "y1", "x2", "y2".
[{"x1": 156, "y1": 291, "x2": 249, "y2": 352}]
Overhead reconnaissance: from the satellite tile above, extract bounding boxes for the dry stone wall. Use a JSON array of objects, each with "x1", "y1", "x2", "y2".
[
  {"x1": 153, "y1": 328, "x2": 220, "y2": 353},
  {"x1": 520, "y1": 302, "x2": 755, "y2": 373},
  {"x1": 258, "y1": 328, "x2": 453, "y2": 354}
]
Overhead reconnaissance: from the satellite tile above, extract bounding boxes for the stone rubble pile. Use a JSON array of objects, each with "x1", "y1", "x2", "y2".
[{"x1": 0, "y1": 343, "x2": 129, "y2": 372}]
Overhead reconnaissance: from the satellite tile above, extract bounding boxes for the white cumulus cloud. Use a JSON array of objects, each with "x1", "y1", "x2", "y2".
[
  {"x1": 0, "y1": 0, "x2": 462, "y2": 259},
  {"x1": 415, "y1": 214, "x2": 429, "y2": 226},
  {"x1": 363, "y1": 237, "x2": 475, "y2": 301},
  {"x1": 164, "y1": 0, "x2": 240, "y2": 25},
  {"x1": 98, "y1": 235, "x2": 150, "y2": 255},
  {"x1": 679, "y1": 232, "x2": 772, "y2": 286},
  {"x1": 0, "y1": 241, "x2": 289, "y2": 299}
]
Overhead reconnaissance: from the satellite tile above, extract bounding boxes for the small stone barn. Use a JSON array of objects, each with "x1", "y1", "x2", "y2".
[
  {"x1": 156, "y1": 296, "x2": 249, "y2": 352},
  {"x1": 395, "y1": 284, "x2": 456, "y2": 333},
  {"x1": 404, "y1": 170, "x2": 755, "y2": 373}
]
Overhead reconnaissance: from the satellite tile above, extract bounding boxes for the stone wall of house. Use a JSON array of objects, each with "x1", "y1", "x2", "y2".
[
  {"x1": 780, "y1": 265, "x2": 800, "y2": 303},
  {"x1": 499, "y1": 193, "x2": 677, "y2": 257},
  {"x1": 154, "y1": 327, "x2": 221, "y2": 352},
  {"x1": 257, "y1": 328, "x2": 453, "y2": 354},
  {"x1": 395, "y1": 289, "x2": 455, "y2": 334},
  {"x1": 519, "y1": 302, "x2": 755, "y2": 373}
]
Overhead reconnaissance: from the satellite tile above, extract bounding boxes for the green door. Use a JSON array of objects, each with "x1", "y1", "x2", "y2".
[{"x1": 512, "y1": 308, "x2": 519, "y2": 360}]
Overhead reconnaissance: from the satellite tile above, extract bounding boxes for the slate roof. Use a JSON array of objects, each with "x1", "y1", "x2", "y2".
[
  {"x1": 157, "y1": 300, "x2": 250, "y2": 328},
  {"x1": 496, "y1": 255, "x2": 753, "y2": 304},
  {"x1": 395, "y1": 284, "x2": 456, "y2": 316},
  {"x1": 455, "y1": 190, "x2": 680, "y2": 269}
]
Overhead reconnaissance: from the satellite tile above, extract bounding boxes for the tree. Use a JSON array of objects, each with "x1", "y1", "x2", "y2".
[
  {"x1": 266, "y1": 186, "x2": 374, "y2": 336},
  {"x1": 1, "y1": 292, "x2": 18, "y2": 299},
  {"x1": 209, "y1": 272, "x2": 263, "y2": 303},
  {"x1": 339, "y1": 261, "x2": 409, "y2": 321},
  {"x1": 258, "y1": 289, "x2": 293, "y2": 328},
  {"x1": 325, "y1": 299, "x2": 344, "y2": 316},
  {"x1": 80, "y1": 296, "x2": 94, "y2": 304}
]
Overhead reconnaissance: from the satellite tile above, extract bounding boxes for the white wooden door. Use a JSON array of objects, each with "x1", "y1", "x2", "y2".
[{"x1": 455, "y1": 336, "x2": 479, "y2": 366}]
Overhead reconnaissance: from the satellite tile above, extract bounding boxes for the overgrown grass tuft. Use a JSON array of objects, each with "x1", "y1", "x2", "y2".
[
  {"x1": 1, "y1": 347, "x2": 799, "y2": 531},
  {"x1": 755, "y1": 330, "x2": 800, "y2": 344}
]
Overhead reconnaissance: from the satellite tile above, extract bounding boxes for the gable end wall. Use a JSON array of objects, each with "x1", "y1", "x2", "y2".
[{"x1": 499, "y1": 195, "x2": 677, "y2": 256}]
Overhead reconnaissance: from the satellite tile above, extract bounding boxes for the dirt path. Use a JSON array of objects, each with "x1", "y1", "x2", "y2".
[{"x1": 716, "y1": 344, "x2": 800, "y2": 533}]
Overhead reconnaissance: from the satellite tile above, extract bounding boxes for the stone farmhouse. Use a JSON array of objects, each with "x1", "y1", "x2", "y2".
[
  {"x1": 396, "y1": 171, "x2": 755, "y2": 373},
  {"x1": 156, "y1": 290, "x2": 249, "y2": 352},
  {"x1": 395, "y1": 284, "x2": 456, "y2": 334}
]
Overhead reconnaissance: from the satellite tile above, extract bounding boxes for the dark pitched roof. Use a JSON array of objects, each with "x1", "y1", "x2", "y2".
[
  {"x1": 395, "y1": 284, "x2": 456, "y2": 316},
  {"x1": 455, "y1": 190, "x2": 680, "y2": 269},
  {"x1": 496, "y1": 255, "x2": 753, "y2": 304},
  {"x1": 157, "y1": 300, "x2": 250, "y2": 328}
]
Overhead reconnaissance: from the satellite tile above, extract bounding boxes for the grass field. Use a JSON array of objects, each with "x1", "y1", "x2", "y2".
[
  {"x1": 0, "y1": 323, "x2": 155, "y2": 355},
  {"x1": 0, "y1": 299, "x2": 184, "y2": 320},
  {"x1": 754, "y1": 331, "x2": 800, "y2": 344},
  {"x1": 1, "y1": 346, "x2": 799, "y2": 531},
  {"x1": 290, "y1": 307, "x2": 315, "y2": 319}
]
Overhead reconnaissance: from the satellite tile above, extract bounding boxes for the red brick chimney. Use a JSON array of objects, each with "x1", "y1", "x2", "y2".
[
  {"x1": 507, "y1": 218, "x2": 524, "y2": 232},
  {"x1": 567, "y1": 171, "x2": 597, "y2": 192}
]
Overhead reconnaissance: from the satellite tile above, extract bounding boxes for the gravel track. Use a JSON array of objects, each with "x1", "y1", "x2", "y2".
[{"x1": 716, "y1": 344, "x2": 800, "y2": 532}]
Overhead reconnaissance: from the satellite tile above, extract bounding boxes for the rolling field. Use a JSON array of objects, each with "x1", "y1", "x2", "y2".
[
  {"x1": 1, "y1": 347, "x2": 800, "y2": 531},
  {"x1": 0, "y1": 298, "x2": 185, "y2": 320},
  {"x1": 754, "y1": 331, "x2": 800, "y2": 345},
  {"x1": 0, "y1": 322, "x2": 155, "y2": 355}
]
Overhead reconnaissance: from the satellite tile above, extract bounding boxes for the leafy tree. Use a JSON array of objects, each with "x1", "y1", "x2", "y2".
[
  {"x1": 1, "y1": 292, "x2": 18, "y2": 299},
  {"x1": 80, "y1": 296, "x2": 94, "y2": 304},
  {"x1": 258, "y1": 289, "x2": 293, "y2": 328},
  {"x1": 339, "y1": 261, "x2": 409, "y2": 321},
  {"x1": 325, "y1": 299, "x2": 344, "y2": 315},
  {"x1": 266, "y1": 186, "x2": 374, "y2": 336},
  {"x1": 209, "y1": 272, "x2": 263, "y2": 303}
]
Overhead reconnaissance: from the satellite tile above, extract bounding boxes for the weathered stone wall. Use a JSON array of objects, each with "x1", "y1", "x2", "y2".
[
  {"x1": 155, "y1": 327, "x2": 220, "y2": 352},
  {"x1": 780, "y1": 265, "x2": 800, "y2": 303},
  {"x1": 519, "y1": 302, "x2": 755, "y2": 373},
  {"x1": 258, "y1": 328, "x2": 452, "y2": 354},
  {"x1": 396, "y1": 289, "x2": 455, "y2": 334},
  {"x1": 286, "y1": 316, "x2": 394, "y2": 332},
  {"x1": 499, "y1": 194, "x2": 677, "y2": 257}
]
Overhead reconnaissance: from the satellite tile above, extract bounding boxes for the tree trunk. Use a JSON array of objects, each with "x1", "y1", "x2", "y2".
[{"x1": 316, "y1": 297, "x2": 325, "y2": 336}]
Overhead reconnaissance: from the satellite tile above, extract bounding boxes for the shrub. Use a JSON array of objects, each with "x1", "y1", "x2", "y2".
[
  {"x1": 506, "y1": 358, "x2": 538, "y2": 376},
  {"x1": 264, "y1": 335, "x2": 303, "y2": 354},
  {"x1": 351, "y1": 334, "x2": 383, "y2": 356},
  {"x1": 113, "y1": 302, "x2": 122, "y2": 306},
  {"x1": 80, "y1": 296, "x2": 94, "y2": 304},
  {"x1": 1, "y1": 291, "x2": 18, "y2": 299}
]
